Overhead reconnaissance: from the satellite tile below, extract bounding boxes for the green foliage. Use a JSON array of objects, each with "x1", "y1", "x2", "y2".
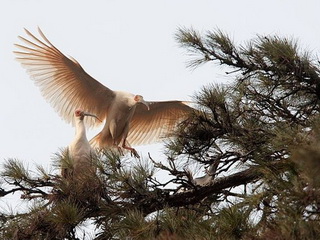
[
  {"x1": 2, "y1": 159, "x2": 30, "y2": 181},
  {"x1": 173, "y1": 27, "x2": 320, "y2": 239},
  {"x1": 115, "y1": 209, "x2": 155, "y2": 239},
  {"x1": 214, "y1": 206, "x2": 252, "y2": 240}
]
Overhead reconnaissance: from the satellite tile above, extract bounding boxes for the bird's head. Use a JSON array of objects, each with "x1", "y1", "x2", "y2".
[
  {"x1": 134, "y1": 95, "x2": 150, "y2": 110},
  {"x1": 74, "y1": 109, "x2": 102, "y2": 122}
]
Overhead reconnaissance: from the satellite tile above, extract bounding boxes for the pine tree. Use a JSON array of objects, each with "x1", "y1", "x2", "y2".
[{"x1": 1, "y1": 28, "x2": 320, "y2": 239}]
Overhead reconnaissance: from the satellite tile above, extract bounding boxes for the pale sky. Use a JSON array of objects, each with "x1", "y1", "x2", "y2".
[{"x1": 1, "y1": 0, "x2": 320, "y2": 170}]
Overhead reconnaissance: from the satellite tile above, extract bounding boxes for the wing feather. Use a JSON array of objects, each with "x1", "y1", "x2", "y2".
[
  {"x1": 14, "y1": 28, "x2": 115, "y2": 127},
  {"x1": 127, "y1": 101, "x2": 193, "y2": 145}
]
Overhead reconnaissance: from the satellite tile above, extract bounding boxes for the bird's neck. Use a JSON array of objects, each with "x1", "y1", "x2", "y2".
[{"x1": 74, "y1": 120, "x2": 87, "y2": 140}]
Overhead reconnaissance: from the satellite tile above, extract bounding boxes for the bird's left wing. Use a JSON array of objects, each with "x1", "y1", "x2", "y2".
[
  {"x1": 14, "y1": 28, "x2": 115, "y2": 127},
  {"x1": 127, "y1": 101, "x2": 193, "y2": 145}
]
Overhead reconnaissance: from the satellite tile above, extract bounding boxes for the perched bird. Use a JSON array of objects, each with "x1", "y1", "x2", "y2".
[
  {"x1": 62, "y1": 109, "x2": 101, "y2": 178},
  {"x1": 14, "y1": 28, "x2": 193, "y2": 157},
  {"x1": 192, "y1": 161, "x2": 220, "y2": 186}
]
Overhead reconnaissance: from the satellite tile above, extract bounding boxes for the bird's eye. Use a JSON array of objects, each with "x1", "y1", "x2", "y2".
[
  {"x1": 75, "y1": 110, "x2": 82, "y2": 116},
  {"x1": 134, "y1": 95, "x2": 142, "y2": 102}
]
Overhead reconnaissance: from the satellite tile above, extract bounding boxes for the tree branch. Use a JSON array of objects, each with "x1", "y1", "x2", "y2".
[{"x1": 141, "y1": 160, "x2": 288, "y2": 215}]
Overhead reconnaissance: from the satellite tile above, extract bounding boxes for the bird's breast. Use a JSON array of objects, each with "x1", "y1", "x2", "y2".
[
  {"x1": 69, "y1": 140, "x2": 91, "y2": 159},
  {"x1": 108, "y1": 101, "x2": 136, "y2": 122},
  {"x1": 100, "y1": 103, "x2": 137, "y2": 144}
]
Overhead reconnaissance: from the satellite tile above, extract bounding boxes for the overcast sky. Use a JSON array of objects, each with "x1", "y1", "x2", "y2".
[{"x1": 1, "y1": 0, "x2": 320, "y2": 171}]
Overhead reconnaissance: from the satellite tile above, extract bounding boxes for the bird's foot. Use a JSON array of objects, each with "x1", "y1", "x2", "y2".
[
  {"x1": 117, "y1": 146, "x2": 124, "y2": 156},
  {"x1": 123, "y1": 146, "x2": 140, "y2": 158},
  {"x1": 130, "y1": 148, "x2": 140, "y2": 158}
]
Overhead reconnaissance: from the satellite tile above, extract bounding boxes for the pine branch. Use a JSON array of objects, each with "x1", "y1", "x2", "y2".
[{"x1": 140, "y1": 160, "x2": 288, "y2": 215}]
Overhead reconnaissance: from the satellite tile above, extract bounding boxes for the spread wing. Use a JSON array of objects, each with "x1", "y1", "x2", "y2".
[
  {"x1": 127, "y1": 101, "x2": 193, "y2": 145},
  {"x1": 14, "y1": 28, "x2": 115, "y2": 127}
]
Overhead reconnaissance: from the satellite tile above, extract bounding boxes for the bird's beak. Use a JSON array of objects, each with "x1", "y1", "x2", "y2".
[
  {"x1": 141, "y1": 100, "x2": 150, "y2": 111},
  {"x1": 83, "y1": 112, "x2": 102, "y2": 122}
]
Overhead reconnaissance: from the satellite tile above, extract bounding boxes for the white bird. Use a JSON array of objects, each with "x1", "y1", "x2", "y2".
[
  {"x1": 62, "y1": 109, "x2": 100, "y2": 178},
  {"x1": 192, "y1": 161, "x2": 220, "y2": 186},
  {"x1": 14, "y1": 28, "x2": 193, "y2": 157}
]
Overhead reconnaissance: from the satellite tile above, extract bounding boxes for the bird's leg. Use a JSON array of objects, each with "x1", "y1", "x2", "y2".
[
  {"x1": 111, "y1": 140, "x2": 124, "y2": 156},
  {"x1": 122, "y1": 140, "x2": 140, "y2": 158},
  {"x1": 117, "y1": 146, "x2": 124, "y2": 156}
]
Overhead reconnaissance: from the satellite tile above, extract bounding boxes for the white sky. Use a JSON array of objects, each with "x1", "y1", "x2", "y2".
[{"x1": 1, "y1": 0, "x2": 320, "y2": 170}]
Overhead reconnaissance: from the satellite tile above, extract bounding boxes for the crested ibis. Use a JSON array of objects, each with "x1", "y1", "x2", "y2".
[
  {"x1": 62, "y1": 109, "x2": 100, "y2": 178},
  {"x1": 14, "y1": 28, "x2": 193, "y2": 158}
]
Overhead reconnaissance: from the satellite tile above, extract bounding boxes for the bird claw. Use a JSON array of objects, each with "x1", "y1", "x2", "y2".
[
  {"x1": 117, "y1": 145, "x2": 140, "y2": 158},
  {"x1": 130, "y1": 148, "x2": 140, "y2": 158}
]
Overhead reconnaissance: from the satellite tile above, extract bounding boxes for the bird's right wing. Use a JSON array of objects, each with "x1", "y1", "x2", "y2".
[{"x1": 14, "y1": 28, "x2": 115, "y2": 127}]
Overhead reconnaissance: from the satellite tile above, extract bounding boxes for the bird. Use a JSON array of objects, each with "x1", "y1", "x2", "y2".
[
  {"x1": 14, "y1": 28, "x2": 193, "y2": 157},
  {"x1": 61, "y1": 109, "x2": 101, "y2": 178},
  {"x1": 192, "y1": 161, "x2": 220, "y2": 186}
]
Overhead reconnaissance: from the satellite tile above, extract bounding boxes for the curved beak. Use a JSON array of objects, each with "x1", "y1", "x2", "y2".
[
  {"x1": 83, "y1": 112, "x2": 102, "y2": 122},
  {"x1": 141, "y1": 100, "x2": 150, "y2": 111}
]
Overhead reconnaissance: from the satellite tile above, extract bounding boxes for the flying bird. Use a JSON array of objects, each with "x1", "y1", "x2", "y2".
[
  {"x1": 62, "y1": 109, "x2": 100, "y2": 178},
  {"x1": 14, "y1": 28, "x2": 193, "y2": 157}
]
